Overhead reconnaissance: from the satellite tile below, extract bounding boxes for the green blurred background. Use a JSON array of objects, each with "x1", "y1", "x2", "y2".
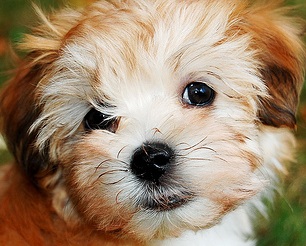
[{"x1": 0, "y1": 0, "x2": 305, "y2": 245}]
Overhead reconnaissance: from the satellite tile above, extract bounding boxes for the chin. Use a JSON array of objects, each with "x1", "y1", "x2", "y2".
[{"x1": 0, "y1": 0, "x2": 304, "y2": 245}]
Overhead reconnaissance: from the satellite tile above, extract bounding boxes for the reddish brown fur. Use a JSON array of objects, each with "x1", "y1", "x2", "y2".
[
  {"x1": 0, "y1": 166, "x2": 140, "y2": 246},
  {"x1": 0, "y1": 62, "x2": 48, "y2": 181},
  {"x1": 240, "y1": 2, "x2": 305, "y2": 128}
]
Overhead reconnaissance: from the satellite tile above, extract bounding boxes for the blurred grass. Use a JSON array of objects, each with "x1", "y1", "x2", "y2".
[{"x1": 0, "y1": 0, "x2": 305, "y2": 245}]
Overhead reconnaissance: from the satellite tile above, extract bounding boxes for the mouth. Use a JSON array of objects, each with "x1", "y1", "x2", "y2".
[
  {"x1": 136, "y1": 183, "x2": 194, "y2": 211},
  {"x1": 143, "y1": 193, "x2": 192, "y2": 211}
]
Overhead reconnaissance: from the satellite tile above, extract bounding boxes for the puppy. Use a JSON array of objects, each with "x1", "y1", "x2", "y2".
[{"x1": 0, "y1": 0, "x2": 304, "y2": 245}]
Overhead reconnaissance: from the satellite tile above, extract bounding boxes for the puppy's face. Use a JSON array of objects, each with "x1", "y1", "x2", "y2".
[{"x1": 1, "y1": 0, "x2": 304, "y2": 241}]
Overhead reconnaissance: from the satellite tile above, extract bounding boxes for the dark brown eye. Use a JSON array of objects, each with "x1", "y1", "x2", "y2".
[
  {"x1": 182, "y1": 82, "x2": 215, "y2": 106},
  {"x1": 84, "y1": 108, "x2": 118, "y2": 133}
]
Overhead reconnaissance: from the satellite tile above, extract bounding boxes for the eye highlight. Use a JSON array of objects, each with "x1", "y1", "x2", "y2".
[
  {"x1": 182, "y1": 82, "x2": 215, "y2": 106},
  {"x1": 84, "y1": 108, "x2": 118, "y2": 133}
]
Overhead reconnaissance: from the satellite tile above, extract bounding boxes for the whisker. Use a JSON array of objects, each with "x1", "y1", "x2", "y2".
[
  {"x1": 117, "y1": 145, "x2": 128, "y2": 159},
  {"x1": 100, "y1": 176, "x2": 126, "y2": 185},
  {"x1": 116, "y1": 189, "x2": 124, "y2": 205},
  {"x1": 182, "y1": 145, "x2": 217, "y2": 156},
  {"x1": 95, "y1": 159, "x2": 114, "y2": 172},
  {"x1": 92, "y1": 168, "x2": 128, "y2": 186},
  {"x1": 179, "y1": 157, "x2": 214, "y2": 162},
  {"x1": 193, "y1": 146, "x2": 216, "y2": 153},
  {"x1": 97, "y1": 169, "x2": 129, "y2": 179},
  {"x1": 176, "y1": 137, "x2": 208, "y2": 151},
  {"x1": 152, "y1": 127, "x2": 162, "y2": 136},
  {"x1": 95, "y1": 159, "x2": 129, "y2": 171}
]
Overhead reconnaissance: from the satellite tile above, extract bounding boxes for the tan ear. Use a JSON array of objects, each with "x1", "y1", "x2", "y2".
[
  {"x1": 0, "y1": 6, "x2": 82, "y2": 183},
  {"x1": 0, "y1": 60, "x2": 51, "y2": 181},
  {"x1": 242, "y1": 2, "x2": 305, "y2": 128}
]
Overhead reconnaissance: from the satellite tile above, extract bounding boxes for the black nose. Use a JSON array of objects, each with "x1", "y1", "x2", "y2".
[{"x1": 130, "y1": 142, "x2": 174, "y2": 183}]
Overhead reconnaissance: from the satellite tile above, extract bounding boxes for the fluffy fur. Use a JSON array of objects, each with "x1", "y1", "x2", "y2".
[{"x1": 0, "y1": 0, "x2": 304, "y2": 245}]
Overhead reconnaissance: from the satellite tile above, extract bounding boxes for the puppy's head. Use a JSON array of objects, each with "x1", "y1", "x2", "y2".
[{"x1": 1, "y1": 0, "x2": 304, "y2": 241}]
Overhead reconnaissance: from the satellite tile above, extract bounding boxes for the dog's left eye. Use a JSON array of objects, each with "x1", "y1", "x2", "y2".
[
  {"x1": 84, "y1": 108, "x2": 118, "y2": 132},
  {"x1": 182, "y1": 82, "x2": 215, "y2": 106}
]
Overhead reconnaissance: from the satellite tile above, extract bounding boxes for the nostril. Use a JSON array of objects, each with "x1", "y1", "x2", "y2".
[{"x1": 130, "y1": 142, "x2": 174, "y2": 183}]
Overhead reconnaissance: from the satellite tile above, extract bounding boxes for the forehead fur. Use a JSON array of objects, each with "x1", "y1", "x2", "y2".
[
  {"x1": 31, "y1": 0, "x2": 269, "y2": 149},
  {"x1": 5, "y1": 0, "x2": 300, "y2": 165}
]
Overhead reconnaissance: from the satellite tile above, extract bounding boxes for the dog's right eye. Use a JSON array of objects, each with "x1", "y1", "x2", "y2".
[{"x1": 84, "y1": 108, "x2": 118, "y2": 133}]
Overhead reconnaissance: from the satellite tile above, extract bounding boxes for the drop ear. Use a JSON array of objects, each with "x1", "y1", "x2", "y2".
[
  {"x1": 0, "y1": 6, "x2": 81, "y2": 183},
  {"x1": 242, "y1": 2, "x2": 305, "y2": 128},
  {"x1": 258, "y1": 64, "x2": 303, "y2": 129},
  {"x1": 0, "y1": 60, "x2": 51, "y2": 182}
]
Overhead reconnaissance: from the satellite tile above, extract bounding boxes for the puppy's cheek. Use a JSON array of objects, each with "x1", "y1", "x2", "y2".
[
  {"x1": 178, "y1": 122, "x2": 263, "y2": 211},
  {"x1": 60, "y1": 136, "x2": 134, "y2": 231},
  {"x1": 188, "y1": 150, "x2": 262, "y2": 212}
]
